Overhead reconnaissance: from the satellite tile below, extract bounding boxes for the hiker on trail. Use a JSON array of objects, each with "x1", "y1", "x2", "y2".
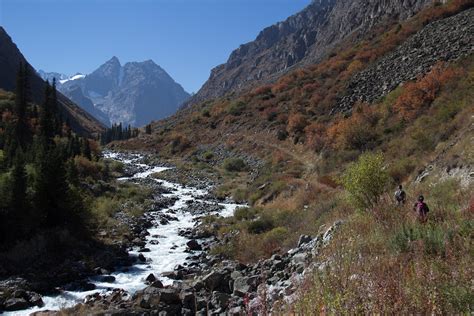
[
  {"x1": 413, "y1": 195, "x2": 429, "y2": 223},
  {"x1": 394, "y1": 185, "x2": 406, "y2": 205}
]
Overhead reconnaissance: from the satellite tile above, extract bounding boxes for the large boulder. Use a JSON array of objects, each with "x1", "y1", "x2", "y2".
[
  {"x1": 180, "y1": 291, "x2": 195, "y2": 311},
  {"x1": 202, "y1": 270, "x2": 229, "y2": 292},
  {"x1": 211, "y1": 291, "x2": 231, "y2": 309},
  {"x1": 4, "y1": 297, "x2": 30, "y2": 311},
  {"x1": 27, "y1": 292, "x2": 44, "y2": 307},
  {"x1": 233, "y1": 278, "x2": 249, "y2": 297},
  {"x1": 159, "y1": 288, "x2": 181, "y2": 305}
]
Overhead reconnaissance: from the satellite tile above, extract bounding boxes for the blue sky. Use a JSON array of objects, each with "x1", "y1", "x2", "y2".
[{"x1": 0, "y1": 0, "x2": 311, "y2": 93}]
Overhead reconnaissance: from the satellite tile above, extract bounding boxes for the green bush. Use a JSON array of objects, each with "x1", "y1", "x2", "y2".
[
  {"x1": 391, "y1": 224, "x2": 448, "y2": 256},
  {"x1": 234, "y1": 207, "x2": 257, "y2": 221},
  {"x1": 228, "y1": 101, "x2": 246, "y2": 116},
  {"x1": 232, "y1": 188, "x2": 248, "y2": 203},
  {"x1": 203, "y1": 151, "x2": 214, "y2": 160},
  {"x1": 91, "y1": 197, "x2": 120, "y2": 223},
  {"x1": 223, "y1": 158, "x2": 247, "y2": 172},
  {"x1": 108, "y1": 160, "x2": 124, "y2": 174},
  {"x1": 339, "y1": 152, "x2": 391, "y2": 210},
  {"x1": 0, "y1": 99, "x2": 13, "y2": 110},
  {"x1": 388, "y1": 157, "x2": 416, "y2": 183},
  {"x1": 263, "y1": 226, "x2": 289, "y2": 244},
  {"x1": 247, "y1": 216, "x2": 274, "y2": 234},
  {"x1": 202, "y1": 109, "x2": 211, "y2": 117}
]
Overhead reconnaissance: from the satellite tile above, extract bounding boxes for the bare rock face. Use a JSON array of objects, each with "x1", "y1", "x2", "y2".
[{"x1": 188, "y1": 0, "x2": 435, "y2": 105}]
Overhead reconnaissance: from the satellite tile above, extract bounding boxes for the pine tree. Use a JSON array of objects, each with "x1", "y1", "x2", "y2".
[
  {"x1": 82, "y1": 138, "x2": 92, "y2": 160},
  {"x1": 34, "y1": 145, "x2": 71, "y2": 227},
  {"x1": 8, "y1": 148, "x2": 29, "y2": 238},
  {"x1": 14, "y1": 63, "x2": 30, "y2": 149},
  {"x1": 4, "y1": 64, "x2": 31, "y2": 166},
  {"x1": 145, "y1": 124, "x2": 152, "y2": 135},
  {"x1": 39, "y1": 81, "x2": 55, "y2": 146},
  {"x1": 11, "y1": 149, "x2": 27, "y2": 211},
  {"x1": 66, "y1": 158, "x2": 79, "y2": 186}
]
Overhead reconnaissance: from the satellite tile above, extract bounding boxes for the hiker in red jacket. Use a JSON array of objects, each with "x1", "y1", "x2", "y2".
[{"x1": 413, "y1": 195, "x2": 429, "y2": 223}]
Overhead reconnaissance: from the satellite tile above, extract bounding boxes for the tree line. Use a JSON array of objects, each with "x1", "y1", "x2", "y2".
[{"x1": 100, "y1": 122, "x2": 139, "y2": 145}]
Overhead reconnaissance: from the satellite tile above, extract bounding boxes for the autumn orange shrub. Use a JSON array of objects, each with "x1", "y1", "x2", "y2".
[
  {"x1": 302, "y1": 82, "x2": 321, "y2": 94},
  {"x1": 74, "y1": 156, "x2": 101, "y2": 178},
  {"x1": 304, "y1": 122, "x2": 327, "y2": 152},
  {"x1": 309, "y1": 93, "x2": 324, "y2": 108},
  {"x1": 169, "y1": 132, "x2": 191, "y2": 154},
  {"x1": 271, "y1": 82, "x2": 289, "y2": 94},
  {"x1": 287, "y1": 113, "x2": 308, "y2": 135},
  {"x1": 250, "y1": 85, "x2": 273, "y2": 97},
  {"x1": 327, "y1": 104, "x2": 380, "y2": 150},
  {"x1": 394, "y1": 63, "x2": 461, "y2": 120}
]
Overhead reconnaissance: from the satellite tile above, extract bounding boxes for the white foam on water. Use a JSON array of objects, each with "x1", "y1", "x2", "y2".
[{"x1": 6, "y1": 152, "x2": 244, "y2": 316}]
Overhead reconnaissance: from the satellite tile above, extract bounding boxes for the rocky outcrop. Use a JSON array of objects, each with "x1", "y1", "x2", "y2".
[
  {"x1": 188, "y1": 0, "x2": 435, "y2": 105},
  {"x1": 336, "y1": 8, "x2": 474, "y2": 113},
  {"x1": 0, "y1": 279, "x2": 45, "y2": 312}
]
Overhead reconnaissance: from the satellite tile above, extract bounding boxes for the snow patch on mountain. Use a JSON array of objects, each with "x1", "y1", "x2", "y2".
[{"x1": 59, "y1": 74, "x2": 86, "y2": 84}]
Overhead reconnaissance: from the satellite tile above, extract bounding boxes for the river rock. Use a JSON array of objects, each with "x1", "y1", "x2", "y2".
[
  {"x1": 202, "y1": 270, "x2": 229, "y2": 292},
  {"x1": 4, "y1": 297, "x2": 30, "y2": 311},
  {"x1": 159, "y1": 288, "x2": 181, "y2": 305},
  {"x1": 145, "y1": 273, "x2": 156, "y2": 284},
  {"x1": 186, "y1": 239, "x2": 202, "y2": 251},
  {"x1": 138, "y1": 254, "x2": 146, "y2": 262},
  {"x1": 27, "y1": 292, "x2": 44, "y2": 307},
  {"x1": 180, "y1": 291, "x2": 195, "y2": 310},
  {"x1": 232, "y1": 277, "x2": 251, "y2": 297},
  {"x1": 151, "y1": 280, "x2": 164, "y2": 288},
  {"x1": 139, "y1": 293, "x2": 160, "y2": 309},
  {"x1": 100, "y1": 275, "x2": 116, "y2": 283},
  {"x1": 211, "y1": 291, "x2": 231, "y2": 309}
]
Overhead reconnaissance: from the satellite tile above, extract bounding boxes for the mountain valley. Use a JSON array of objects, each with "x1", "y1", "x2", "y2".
[{"x1": 0, "y1": 0, "x2": 472, "y2": 315}]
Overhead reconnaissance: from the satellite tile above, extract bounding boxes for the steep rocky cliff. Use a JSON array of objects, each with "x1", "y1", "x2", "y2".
[{"x1": 189, "y1": 0, "x2": 435, "y2": 105}]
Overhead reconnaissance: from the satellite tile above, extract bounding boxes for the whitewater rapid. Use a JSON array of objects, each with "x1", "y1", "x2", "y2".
[{"x1": 8, "y1": 152, "x2": 243, "y2": 315}]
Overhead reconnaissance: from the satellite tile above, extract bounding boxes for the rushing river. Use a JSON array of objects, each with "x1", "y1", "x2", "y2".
[{"x1": 8, "y1": 152, "x2": 243, "y2": 315}]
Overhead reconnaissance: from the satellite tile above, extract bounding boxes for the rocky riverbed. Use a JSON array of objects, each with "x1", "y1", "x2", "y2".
[{"x1": 1, "y1": 152, "x2": 341, "y2": 315}]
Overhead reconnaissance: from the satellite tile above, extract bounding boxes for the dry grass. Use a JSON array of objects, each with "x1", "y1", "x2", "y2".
[{"x1": 292, "y1": 180, "x2": 473, "y2": 314}]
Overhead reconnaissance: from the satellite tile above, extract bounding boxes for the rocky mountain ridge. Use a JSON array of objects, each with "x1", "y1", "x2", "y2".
[
  {"x1": 0, "y1": 27, "x2": 105, "y2": 136},
  {"x1": 41, "y1": 57, "x2": 190, "y2": 127},
  {"x1": 189, "y1": 0, "x2": 436, "y2": 105}
]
